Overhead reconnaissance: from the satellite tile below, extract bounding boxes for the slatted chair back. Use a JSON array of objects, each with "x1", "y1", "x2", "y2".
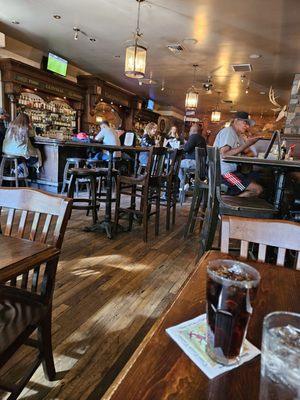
[
  {"x1": 0, "y1": 187, "x2": 72, "y2": 292},
  {"x1": 164, "y1": 149, "x2": 183, "y2": 179},
  {"x1": 221, "y1": 215, "x2": 300, "y2": 269},
  {"x1": 195, "y1": 147, "x2": 207, "y2": 183},
  {"x1": 147, "y1": 147, "x2": 167, "y2": 179}
]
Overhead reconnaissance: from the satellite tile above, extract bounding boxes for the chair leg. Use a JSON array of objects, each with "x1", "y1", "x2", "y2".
[
  {"x1": 166, "y1": 183, "x2": 171, "y2": 231},
  {"x1": 172, "y1": 186, "x2": 177, "y2": 227},
  {"x1": 37, "y1": 312, "x2": 56, "y2": 381},
  {"x1": 187, "y1": 186, "x2": 203, "y2": 237},
  {"x1": 197, "y1": 198, "x2": 219, "y2": 261},
  {"x1": 114, "y1": 178, "x2": 121, "y2": 234},
  {"x1": 155, "y1": 188, "x2": 160, "y2": 236},
  {"x1": 0, "y1": 158, "x2": 4, "y2": 186},
  {"x1": 67, "y1": 173, "x2": 76, "y2": 198},
  {"x1": 14, "y1": 159, "x2": 19, "y2": 188},
  {"x1": 142, "y1": 188, "x2": 149, "y2": 242},
  {"x1": 90, "y1": 176, "x2": 98, "y2": 224},
  {"x1": 129, "y1": 184, "x2": 136, "y2": 231}
]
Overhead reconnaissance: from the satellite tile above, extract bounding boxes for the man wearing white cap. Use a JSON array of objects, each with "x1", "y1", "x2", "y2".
[{"x1": 214, "y1": 111, "x2": 263, "y2": 197}]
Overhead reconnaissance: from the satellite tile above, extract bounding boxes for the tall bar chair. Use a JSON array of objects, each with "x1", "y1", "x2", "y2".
[
  {"x1": 160, "y1": 149, "x2": 183, "y2": 230},
  {"x1": 184, "y1": 147, "x2": 208, "y2": 238},
  {"x1": 0, "y1": 154, "x2": 29, "y2": 187},
  {"x1": 114, "y1": 147, "x2": 166, "y2": 242}
]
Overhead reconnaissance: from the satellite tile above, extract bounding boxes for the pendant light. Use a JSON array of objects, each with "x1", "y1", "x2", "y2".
[
  {"x1": 211, "y1": 91, "x2": 221, "y2": 122},
  {"x1": 185, "y1": 64, "x2": 199, "y2": 110},
  {"x1": 125, "y1": 0, "x2": 147, "y2": 79}
]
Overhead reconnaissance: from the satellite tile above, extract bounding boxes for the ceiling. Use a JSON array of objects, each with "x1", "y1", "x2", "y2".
[{"x1": 1, "y1": 0, "x2": 300, "y2": 115}]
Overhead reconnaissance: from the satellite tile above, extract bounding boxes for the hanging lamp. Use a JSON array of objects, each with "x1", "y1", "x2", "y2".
[
  {"x1": 211, "y1": 91, "x2": 222, "y2": 122},
  {"x1": 125, "y1": 0, "x2": 147, "y2": 79},
  {"x1": 185, "y1": 64, "x2": 199, "y2": 110}
]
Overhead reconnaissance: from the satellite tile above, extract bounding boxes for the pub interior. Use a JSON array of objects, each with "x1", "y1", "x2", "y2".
[{"x1": 0, "y1": 1, "x2": 299, "y2": 399}]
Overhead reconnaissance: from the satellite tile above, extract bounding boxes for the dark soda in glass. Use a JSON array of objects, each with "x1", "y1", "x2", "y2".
[{"x1": 206, "y1": 260, "x2": 260, "y2": 365}]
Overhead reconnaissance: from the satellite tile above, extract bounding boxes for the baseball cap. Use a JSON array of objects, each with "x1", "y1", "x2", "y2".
[{"x1": 234, "y1": 111, "x2": 255, "y2": 126}]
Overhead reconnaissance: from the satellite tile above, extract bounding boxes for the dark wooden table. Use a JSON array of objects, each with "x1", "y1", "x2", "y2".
[
  {"x1": 223, "y1": 156, "x2": 300, "y2": 210},
  {"x1": 103, "y1": 250, "x2": 300, "y2": 400},
  {"x1": 0, "y1": 235, "x2": 60, "y2": 283}
]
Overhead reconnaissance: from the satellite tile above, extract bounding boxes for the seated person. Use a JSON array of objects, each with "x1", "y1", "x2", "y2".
[
  {"x1": 163, "y1": 125, "x2": 184, "y2": 148},
  {"x1": 214, "y1": 111, "x2": 262, "y2": 197},
  {"x1": 3, "y1": 112, "x2": 42, "y2": 176},
  {"x1": 139, "y1": 122, "x2": 157, "y2": 166},
  {"x1": 0, "y1": 107, "x2": 9, "y2": 153},
  {"x1": 178, "y1": 124, "x2": 207, "y2": 188},
  {"x1": 93, "y1": 120, "x2": 121, "y2": 160}
]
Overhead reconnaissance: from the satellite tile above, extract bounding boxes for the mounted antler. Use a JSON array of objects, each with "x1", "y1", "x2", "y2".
[{"x1": 269, "y1": 86, "x2": 287, "y2": 122}]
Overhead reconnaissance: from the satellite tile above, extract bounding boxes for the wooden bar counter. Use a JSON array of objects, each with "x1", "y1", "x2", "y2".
[{"x1": 33, "y1": 138, "x2": 89, "y2": 192}]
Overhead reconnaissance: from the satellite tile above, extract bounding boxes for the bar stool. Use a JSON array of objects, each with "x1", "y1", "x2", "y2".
[
  {"x1": 160, "y1": 149, "x2": 183, "y2": 230},
  {"x1": 67, "y1": 168, "x2": 99, "y2": 224},
  {"x1": 184, "y1": 147, "x2": 208, "y2": 238},
  {"x1": 61, "y1": 158, "x2": 87, "y2": 194},
  {"x1": 0, "y1": 154, "x2": 29, "y2": 187}
]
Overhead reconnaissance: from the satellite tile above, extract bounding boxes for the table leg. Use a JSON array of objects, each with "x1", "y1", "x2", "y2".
[{"x1": 273, "y1": 169, "x2": 286, "y2": 211}]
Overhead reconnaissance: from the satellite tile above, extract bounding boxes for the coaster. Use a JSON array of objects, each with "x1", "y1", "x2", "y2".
[{"x1": 166, "y1": 314, "x2": 260, "y2": 379}]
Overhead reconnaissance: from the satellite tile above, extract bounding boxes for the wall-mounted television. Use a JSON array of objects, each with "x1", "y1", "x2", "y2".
[
  {"x1": 147, "y1": 99, "x2": 154, "y2": 111},
  {"x1": 47, "y1": 52, "x2": 68, "y2": 77}
]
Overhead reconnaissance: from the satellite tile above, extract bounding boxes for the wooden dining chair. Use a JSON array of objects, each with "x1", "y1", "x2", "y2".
[
  {"x1": 221, "y1": 215, "x2": 300, "y2": 269},
  {"x1": 114, "y1": 147, "x2": 166, "y2": 242},
  {"x1": 0, "y1": 187, "x2": 72, "y2": 399},
  {"x1": 198, "y1": 146, "x2": 279, "y2": 259},
  {"x1": 160, "y1": 148, "x2": 183, "y2": 230},
  {"x1": 184, "y1": 147, "x2": 208, "y2": 238}
]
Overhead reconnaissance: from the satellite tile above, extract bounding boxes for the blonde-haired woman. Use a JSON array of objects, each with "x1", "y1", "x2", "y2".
[
  {"x1": 3, "y1": 112, "x2": 42, "y2": 175},
  {"x1": 139, "y1": 122, "x2": 158, "y2": 166}
]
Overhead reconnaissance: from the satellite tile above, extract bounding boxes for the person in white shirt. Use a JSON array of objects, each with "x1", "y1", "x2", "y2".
[
  {"x1": 214, "y1": 111, "x2": 262, "y2": 197},
  {"x1": 94, "y1": 120, "x2": 121, "y2": 159}
]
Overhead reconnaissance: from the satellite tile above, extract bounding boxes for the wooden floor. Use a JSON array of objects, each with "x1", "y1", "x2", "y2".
[{"x1": 0, "y1": 200, "x2": 199, "y2": 400}]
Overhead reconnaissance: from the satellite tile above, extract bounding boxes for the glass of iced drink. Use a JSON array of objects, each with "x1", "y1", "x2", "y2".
[
  {"x1": 206, "y1": 259, "x2": 260, "y2": 365},
  {"x1": 260, "y1": 312, "x2": 300, "y2": 400}
]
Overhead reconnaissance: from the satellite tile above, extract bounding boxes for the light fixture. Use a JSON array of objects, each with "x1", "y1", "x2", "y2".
[
  {"x1": 89, "y1": 38, "x2": 96, "y2": 42},
  {"x1": 11, "y1": 20, "x2": 20, "y2": 25},
  {"x1": 260, "y1": 91, "x2": 266, "y2": 95},
  {"x1": 245, "y1": 87, "x2": 249, "y2": 94},
  {"x1": 241, "y1": 74, "x2": 246, "y2": 83},
  {"x1": 185, "y1": 64, "x2": 199, "y2": 110},
  {"x1": 211, "y1": 111, "x2": 221, "y2": 122},
  {"x1": 73, "y1": 27, "x2": 80, "y2": 40},
  {"x1": 96, "y1": 116, "x2": 103, "y2": 123},
  {"x1": 124, "y1": 0, "x2": 147, "y2": 79},
  {"x1": 138, "y1": 81, "x2": 143, "y2": 86},
  {"x1": 53, "y1": 15, "x2": 61, "y2": 19},
  {"x1": 161, "y1": 80, "x2": 165, "y2": 91},
  {"x1": 211, "y1": 91, "x2": 222, "y2": 122}
]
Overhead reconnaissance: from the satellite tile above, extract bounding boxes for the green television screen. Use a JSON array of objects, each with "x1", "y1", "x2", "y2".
[{"x1": 47, "y1": 52, "x2": 68, "y2": 76}]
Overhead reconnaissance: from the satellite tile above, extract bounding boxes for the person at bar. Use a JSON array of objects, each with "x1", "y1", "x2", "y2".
[
  {"x1": 214, "y1": 111, "x2": 263, "y2": 197},
  {"x1": 3, "y1": 112, "x2": 42, "y2": 175},
  {"x1": 93, "y1": 120, "x2": 121, "y2": 160}
]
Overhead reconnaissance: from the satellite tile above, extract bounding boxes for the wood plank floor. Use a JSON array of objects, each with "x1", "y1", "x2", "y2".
[{"x1": 0, "y1": 200, "x2": 200, "y2": 400}]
